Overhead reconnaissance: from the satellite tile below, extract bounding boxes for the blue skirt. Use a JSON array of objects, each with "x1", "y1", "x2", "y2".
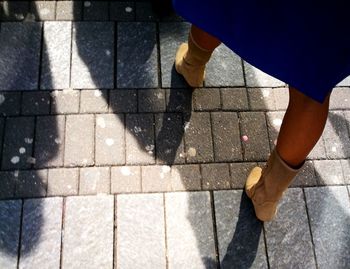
[{"x1": 173, "y1": 1, "x2": 350, "y2": 103}]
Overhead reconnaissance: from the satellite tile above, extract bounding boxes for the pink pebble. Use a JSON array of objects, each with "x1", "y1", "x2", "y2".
[{"x1": 242, "y1": 135, "x2": 249, "y2": 142}]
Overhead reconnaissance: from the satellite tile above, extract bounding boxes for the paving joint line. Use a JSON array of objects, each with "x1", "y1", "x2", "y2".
[{"x1": 209, "y1": 191, "x2": 221, "y2": 269}]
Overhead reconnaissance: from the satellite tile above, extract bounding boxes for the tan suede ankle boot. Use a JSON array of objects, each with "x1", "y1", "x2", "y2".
[
  {"x1": 245, "y1": 149, "x2": 302, "y2": 221},
  {"x1": 175, "y1": 33, "x2": 213, "y2": 87}
]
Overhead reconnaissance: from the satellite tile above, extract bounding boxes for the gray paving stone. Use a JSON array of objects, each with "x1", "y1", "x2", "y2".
[
  {"x1": 125, "y1": 114, "x2": 155, "y2": 165},
  {"x1": 111, "y1": 166, "x2": 141, "y2": 193},
  {"x1": 141, "y1": 165, "x2": 172, "y2": 192},
  {"x1": 41, "y1": 22, "x2": 72, "y2": 90},
  {"x1": 155, "y1": 113, "x2": 186, "y2": 164},
  {"x1": 265, "y1": 188, "x2": 316, "y2": 269},
  {"x1": 206, "y1": 44, "x2": 244, "y2": 87},
  {"x1": 0, "y1": 92, "x2": 21, "y2": 116},
  {"x1": 193, "y1": 88, "x2": 221, "y2": 111},
  {"x1": 307, "y1": 135, "x2": 327, "y2": 160},
  {"x1": 0, "y1": 200, "x2": 21, "y2": 269},
  {"x1": 109, "y1": 89, "x2": 137, "y2": 113},
  {"x1": 110, "y1": 1, "x2": 135, "y2": 21},
  {"x1": 136, "y1": 2, "x2": 157, "y2": 21},
  {"x1": 19, "y1": 197, "x2": 63, "y2": 269},
  {"x1": 323, "y1": 111, "x2": 350, "y2": 158},
  {"x1": 83, "y1": 1, "x2": 108, "y2": 21},
  {"x1": 184, "y1": 112, "x2": 214, "y2": 163},
  {"x1": 239, "y1": 112, "x2": 270, "y2": 161},
  {"x1": 170, "y1": 164, "x2": 202, "y2": 191},
  {"x1": 165, "y1": 88, "x2": 192, "y2": 112},
  {"x1": 2, "y1": 117, "x2": 35, "y2": 170},
  {"x1": 0, "y1": 171, "x2": 17, "y2": 199},
  {"x1": 165, "y1": 192, "x2": 217, "y2": 269},
  {"x1": 344, "y1": 110, "x2": 350, "y2": 134},
  {"x1": 305, "y1": 186, "x2": 350, "y2": 269},
  {"x1": 0, "y1": 1, "x2": 29, "y2": 21},
  {"x1": 22, "y1": 91, "x2": 50, "y2": 115},
  {"x1": 229, "y1": 162, "x2": 257, "y2": 189},
  {"x1": 0, "y1": 117, "x2": 4, "y2": 158},
  {"x1": 340, "y1": 159, "x2": 350, "y2": 184},
  {"x1": 95, "y1": 114, "x2": 125, "y2": 165},
  {"x1": 79, "y1": 167, "x2": 110, "y2": 194},
  {"x1": 47, "y1": 168, "x2": 79, "y2": 196},
  {"x1": 214, "y1": 190, "x2": 267, "y2": 269},
  {"x1": 221, "y1": 88, "x2": 249, "y2": 111},
  {"x1": 34, "y1": 115, "x2": 65, "y2": 168},
  {"x1": 62, "y1": 195, "x2": 114, "y2": 269},
  {"x1": 201, "y1": 163, "x2": 231, "y2": 190},
  {"x1": 159, "y1": 22, "x2": 191, "y2": 88},
  {"x1": 51, "y1": 90, "x2": 80, "y2": 114},
  {"x1": 117, "y1": 22, "x2": 158, "y2": 88},
  {"x1": 211, "y1": 112, "x2": 242, "y2": 162},
  {"x1": 273, "y1": 87, "x2": 289, "y2": 110},
  {"x1": 15, "y1": 169, "x2": 48, "y2": 198},
  {"x1": 244, "y1": 62, "x2": 285, "y2": 87},
  {"x1": 138, "y1": 89, "x2": 166, "y2": 112},
  {"x1": 248, "y1": 88, "x2": 276, "y2": 111},
  {"x1": 30, "y1": 1, "x2": 56, "y2": 21},
  {"x1": 71, "y1": 22, "x2": 114, "y2": 89},
  {"x1": 291, "y1": 161, "x2": 318, "y2": 187},
  {"x1": 337, "y1": 75, "x2": 350, "y2": 86},
  {"x1": 56, "y1": 1, "x2": 82, "y2": 20},
  {"x1": 314, "y1": 160, "x2": 345, "y2": 185},
  {"x1": 116, "y1": 193, "x2": 166, "y2": 269},
  {"x1": 0, "y1": 22, "x2": 41, "y2": 90},
  {"x1": 329, "y1": 87, "x2": 350, "y2": 109},
  {"x1": 64, "y1": 115, "x2": 94, "y2": 167},
  {"x1": 80, "y1": 90, "x2": 108, "y2": 113},
  {"x1": 266, "y1": 111, "x2": 285, "y2": 150}
]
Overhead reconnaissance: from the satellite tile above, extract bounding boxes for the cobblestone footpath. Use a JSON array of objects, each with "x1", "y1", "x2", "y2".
[{"x1": 0, "y1": 1, "x2": 350, "y2": 268}]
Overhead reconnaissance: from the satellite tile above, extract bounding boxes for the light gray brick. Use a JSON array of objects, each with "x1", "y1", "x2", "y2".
[
  {"x1": 62, "y1": 196, "x2": 114, "y2": 269},
  {"x1": 266, "y1": 111, "x2": 285, "y2": 150},
  {"x1": 47, "y1": 168, "x2": 79, "y2": 196},
  {"x1": 193, "y1": 88, "x2": 221, "y2": 111},
  {"x1": 30, "y1": 1, "x2": 56, "y2": 21},
  {"x1": 138, "y1": 89, "x2": 166, "y2": 113},
  {"x1": 165, "y1": 192, "x2": 217, "y2": 268},
  {"x1": 19, "y1": 197, "x2": 63, "y2": 269},
  {"x1": 248, "y1": 88, "x2": 276, "y2": 110},
  {"x1": 51, "y1": 90, "x2": 80, "y2": 114},
  {"x1": 340, "y1": 159, "x2": 350, "y2": 184},
  {"x1": 170, "y1": 164, "x2": 201, "y2": 191},
  {"x1": 337, "y1": 75, "x2": 350, "y2": 86},
  {"x1": 64, "y1": 115, "x2": 94, "y2": 167},
  {"x1": 221, "y1": 88, "x2": 249, "y2": 111},
  {"x1": 291, "y1": 161, "x2": 317, "y2": 187},
  {"x1": 201, "y1": 163, "x2": 231, "y2": 190},
  {"x1": 95, "y1": 114, "x2": 125, "y2": 165},
  {"x1": 244, "y1": 62, "x2": 285, "y2": 87},
  {"x1": 79, "y1": 167, "x2": 110, "y2": 195},
  {"x1": 56, "y1": 1, "x2": 82, "y2": 20},
  {"x1": 116, "y1": 193, "x2": 166, "y2": 269},
  {"x1": 165, "y1": 88, "x2": 192, "y2": 112},
  {"x1": 273, "y1": 87, "x2": 289, "y2": 110},
  {"x1": 15, "y1": 170, "x2": 48, "y2": 198},
  {"x1": 0, "y1": 171, "x2": 17, "y2": 199},
  {"x1": 109, "y1": 90, "x2": 137, "y2": 113},
  {"x1": 141, "y1": 165, "x2": 172, "y2": 192},
  {"x1": 41, "y1": 22, "x2": 71, "y2": 90},
  {"x1": 229, "y1": 162, "x2": 258, "y2": 188},
  {"x1": 80, "y1": 90, "x2": 108, "y2": 113},
  {"x1": 329, "y1": 87, "x2": 350, "y2": 109},
  {"x1": 314, "y1": 160, "x2": 345, "y2": 185},
  {"x1": 0, "y1": 92, "x2": 21, "y2": 116},
  {"x1": 111, "y1": 166, "x2": 141, "y2": 193},
  {"x1": 22, "y1": 91, "x2": 50, "y2": 115}
]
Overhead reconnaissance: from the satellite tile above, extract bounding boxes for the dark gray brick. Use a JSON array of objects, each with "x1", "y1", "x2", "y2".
[
  {"x1": 47, "y1": 168, "x2": 79, "y2": 196},
  {"x1": 340, "y1": 159, "x2": 350, "y2": 184},
  {"x1": 136, "y1": 2, "x2": 157, "y2": 21},
  {"x1": 273, "y1": 87, "x2": 289, "y2": 110},
  {"x1": 111, "y1": 166, "x2": 141, "y2": 194},
  {"x1": 165, "y1": 89, "x2": 192, "y2": 112},
  {"x1": 1, "y1": 1, "x2": 29, "y2": 21},
  {"x1": 266, "y1": 111, "x2": 285, "y2": 150},
  {"x1": 0, "y1": 92, "x2": 21, "y2": 116},
  {"x1": 41, "y1": 21, "x2": 72, "y2": 90},
  {"x1": 221, "y1": 88, "x2": 249, "y2": 111},
  {"x1": 201, "y1": 163, "x2": 231, "y2": 190},
  {"x1": 125, "y1": 114, "x2": 155, "y2": 165},
  {"x1": 95, "y1": 114, "x2": 125, "y2": 165},
  {"x1": 64, "y1": 115, "x2": 94, "y2": 167},
  {"x1": 329, "y1": 87, "x2": 350, "y2": 110},
  {"x1": 30, "y1": 1, "x2": 56, "y2": 21},
  {"x1": 211, "y1": 112, "x2": 242, "y2": 162},
  {"x1": 80, "y1": 89, "x2": 109, "y2": 113},
  {"x1": 34, "y1": 115, "x2": 65, "y2": 168},
  {"x1": 159, "y1": 22, "x2": 191, "y2": 88},
  {"x1": 206, "y1": 44, "x2": 244, "y2": 87},
  {"x1": 22, "y1": 91, "x2": 50, "y2": 115},
  {"x1": 56, "y1": 1, "x2": 82, "y2": 20},
  {"x1": 229, "y1": 162, "x2": 257, "y2": 189},
  {"x1": 155, "y1": 113, "x2": 186, "y2": 165},
  {"x1": 79, "y1": 167, "x2": 110, "y2": 194},
  {"x1": 214, "y1": 190, "x2": 268, "y2": 268},
  {"x1": 0, "y1": 22, "x2": 42, "y2": 90},
  {"x1": 193, "y1": 88, "x2": 221, "y2": 111},
  {"x1": 0, "y1": 171, "x2": 17, "y2": 199},
  {"x1": 323, "y1": 111, "x2": 350, "y2": 158},
  {"x1": 314, "y1": 160, "x2": 345, "y2": 185},
  {"x1": 15, "y1": 169, "x2": 47, "y2": 198},
  {"x1": 2, "y1": 117, "x2": 35, "y2": 170},
  {"x1": 141, "y1": 165, "x2": 172, "y2": 192},
  {"x1": 184, "y1": 112, "x2": 214, "y2": 163},
  {"x1": 51, "y1": 90, "x2": 80, "y2": 114},
  {"x1": 83, "y1": 1, "x2": 108, "y2": 21},
  {"x1": 305, "y1": 186, "x2": 350, "y2": 269},
  {"x1": 291, "y1": 160, "x2": 317, "y2": 187},
  {"x1": 265, "y1": 188, "x2": 316, "y2": 269},
  {"x1": 248, "y1": 88, "x2": 276, "y2": 111},
  {"x1": 110, "y1": 2, "x2": 135, "y2": 21},
  {"x1": 109, "y1": 89, "x2": 137, "y2": 113},
  {"x1": 170, "y1": 164, "x2": 201, "y2": 191},
  {"x1": 0, "y1": 200, "x2": 21, "y2": 268},
  {"x1": 138, "y1": 89, "x2": 166, "y2": 113},
  {"x1": 71, "y1": 22, "x2": 114, "y2": 89},
  {"x1": 239, "y1": 112, "x2": 270, "y2": 161},
  {"x1": 117, "y1": 22, "x2": 158, "y2": 88}
]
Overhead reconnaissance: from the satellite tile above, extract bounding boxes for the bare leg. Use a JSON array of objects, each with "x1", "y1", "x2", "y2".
[
  {"x1": 276, "y1": 87, "x2": 330, "y2": 167},
  {"x1": 190, "y1": 25, "x2": 221, "y2": 51}
]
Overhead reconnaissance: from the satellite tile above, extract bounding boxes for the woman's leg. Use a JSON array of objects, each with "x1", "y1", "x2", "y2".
[{"x1": 276, "y1": 87, "x2": 330, "y2": 167}]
